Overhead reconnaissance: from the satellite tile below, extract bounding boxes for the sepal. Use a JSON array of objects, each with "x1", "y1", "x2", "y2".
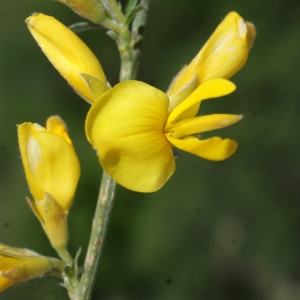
[
  {"x1": 80, "y1": 73, "x2": 110, "y2": 101},
  {"x1": 25, "y1": 196, "x2": 44, "y2": 226},
  {"x1": 43, "y1": 193, "x2": 68, "y2": 253},
  {"x1": 57, "y1": 0, "x2": 105, "y2": 25},
  {"x1": 0, "y1": 246, "x2": 64, "y2": 292}
]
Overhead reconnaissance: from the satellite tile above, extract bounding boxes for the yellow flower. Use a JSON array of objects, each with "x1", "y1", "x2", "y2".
[
  {"x1": 86, "y1": 79, "x2": 241, "y2": 193},
  {"x1": 18, "y1": 116, "x2": 80, "y2": 256},
  {"x1": 167, "y1": 11, "x2": 256, "y2": 112},
  {"x1": 26, "y1": 13, "x2": 110, "y2": 104},
  {"x1": 0, "y1": 245, "x2": 62, "y2": 292}
]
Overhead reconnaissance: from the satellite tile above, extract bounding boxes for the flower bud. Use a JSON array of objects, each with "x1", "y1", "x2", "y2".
[
  {"x1": 18, "y1": 116, "x2": 80, "y2": 256},
  {"x1": 26, "y1": 13, "x2": 109, "y2": 103},
  {"x1": 0, "y1": 245, "x2": 63, "y2": 292}
]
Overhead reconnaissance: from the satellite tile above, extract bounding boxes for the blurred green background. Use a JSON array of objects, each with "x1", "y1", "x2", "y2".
[{"x1": 1, "y1": 0, "x2": 300, "y2": 299}]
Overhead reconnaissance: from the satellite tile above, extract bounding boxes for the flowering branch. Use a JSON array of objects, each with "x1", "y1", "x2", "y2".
[{"x1": 2, "y1": 0, "x2": 255, "y2": 297}]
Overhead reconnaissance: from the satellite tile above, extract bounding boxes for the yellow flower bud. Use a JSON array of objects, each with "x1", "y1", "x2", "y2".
[
  {"x1": 18, "y1": 116, "x2": 80, "y2": 256},
  {"x1": 0, "y1": 245, "x2": 63, "y2": 292},
  {"x1": 167, "y1": 12, "x2": 256, "y2": 112},
  {"x1": 26, "y1": 13, "x2": 109, "y2": 103},
  {"x1": 0, "y1": 245, "x2": 14, "y2": 292},
  {"x1": 57, "y1": 0, "x2": 105, "y2": 25}
]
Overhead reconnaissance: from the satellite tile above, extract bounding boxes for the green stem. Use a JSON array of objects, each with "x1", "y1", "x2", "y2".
[
  {"x1": 48, "y1": 257, "x2": 66, "y2": 276},
  {"x1": 119, "y1": 0, "x2": 149, "y2": 81},
  {"x1": 75, "y1": 1, "x2": 150, "y2": 299},
  {"x1": 75, "y1": 172, "x2": 116, "y2": 300},
  {"x1": 130, "y1": 0, "x2": 149, "y2": 79}
]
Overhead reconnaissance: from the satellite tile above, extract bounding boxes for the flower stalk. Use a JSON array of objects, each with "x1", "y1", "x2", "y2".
[{"x1": 75, "y1": 172, "x2": 116, "y2": 300}]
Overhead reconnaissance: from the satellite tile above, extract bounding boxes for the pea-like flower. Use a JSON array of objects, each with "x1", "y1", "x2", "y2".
[
  {"x1": 85, "y1": 11, "x2": 255, "y2": 193},
  {"x1": 26, "y1": 13, "x2": 110, "y2": 103},
  {"x1": 0, "y1": 244, "x2": 63, "y2": 292},
  {"x1": 86, "y1": 78, "x2": 241, "y2": 193},
  {"x1": 167, "y1": 11, "x2": 255, "y2": 112},
  {"x1": 18, "y1": 116, "x2": 80, "y2": 259}
]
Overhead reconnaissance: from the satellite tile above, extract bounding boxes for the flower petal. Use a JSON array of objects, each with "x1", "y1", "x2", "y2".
[
  {"x1": 0, "y1": 256, "x2": 21, "y2": 272},
  {"x1": 166, "y1": 135, "x2": 238, "y2": 161},
  {"x1": 167, "y1": 114, "x2": 242, "y2": 138},
  {"x1": 0, "y1": 276, "x2": 14, "y2": 292},
  {"x1": 46, "y1": 115, "x2": 72, "y2": 145},
  {"x1": 18, "y1": 121, "x2": 80, "y2": 214},
  {"x1": 167, "y1": 73, "x2": 197, "y2": 113},
  {"x1": 26, "y1": 13, "x2": 108, "y2": 103},
  {"x1": 0, "y1": 249, "x2": 17, "y2": 291},
  {"x1": 167, "y1": 79, "x2": 236, "y2": 124},
  {"x1": 167, "y1": 11, "x2": 255, "y2": 101},
  {"x1": 86, "y1": 80, "x2": 175, "y2": 192},
  {"x1": 245, "y1": 21, "x2": 256, "y2": 50}
]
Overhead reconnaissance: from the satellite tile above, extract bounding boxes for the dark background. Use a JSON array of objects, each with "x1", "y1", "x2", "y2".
[{"x1": 1, "y1": 0, "x2": 300, "y2": 299}]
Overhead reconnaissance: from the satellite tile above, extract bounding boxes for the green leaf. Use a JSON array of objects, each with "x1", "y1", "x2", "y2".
[
  {"x1": 125, "y1": 0, "x2": 139, "y2": 15},
  {"x1": 125, "y1": 5, "x2": 144, "y2": 26},
  {"x1": 69, "y1": 22, "x2": 102, "y2": 33}
]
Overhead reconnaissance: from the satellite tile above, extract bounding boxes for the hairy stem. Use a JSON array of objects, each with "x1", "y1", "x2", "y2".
[
  {"x1": 119, "y1": 0, "x2": 149, "y2": 81},
  {"x1": 75, "y1": 172, "x2": 116, "y2": 300}
]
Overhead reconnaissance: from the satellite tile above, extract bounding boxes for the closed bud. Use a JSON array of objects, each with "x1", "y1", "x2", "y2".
[
  {"x1": 0, "y1": 244, "x2": 63, "y2": 292},
  {"x1": 18, "y1": 116, "x2": 80, "y2": 259},
  {"x1": 26, "y1": 13, "x2": 109, "y2": 103}
]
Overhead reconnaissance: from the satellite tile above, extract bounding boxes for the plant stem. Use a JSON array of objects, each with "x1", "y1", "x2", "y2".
[
  {"x1": 119, "y1": 0, "x2": 149, "y2": 81},
  {"x1": 130, "y1": 0, "x2": 149, "y2": 79},
  {"x1": 75, "y1": 172, "x2": 116, "y2": 300},
  {"x1": 75, "y1": 2, "x2": 150, "y2": 299}
]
